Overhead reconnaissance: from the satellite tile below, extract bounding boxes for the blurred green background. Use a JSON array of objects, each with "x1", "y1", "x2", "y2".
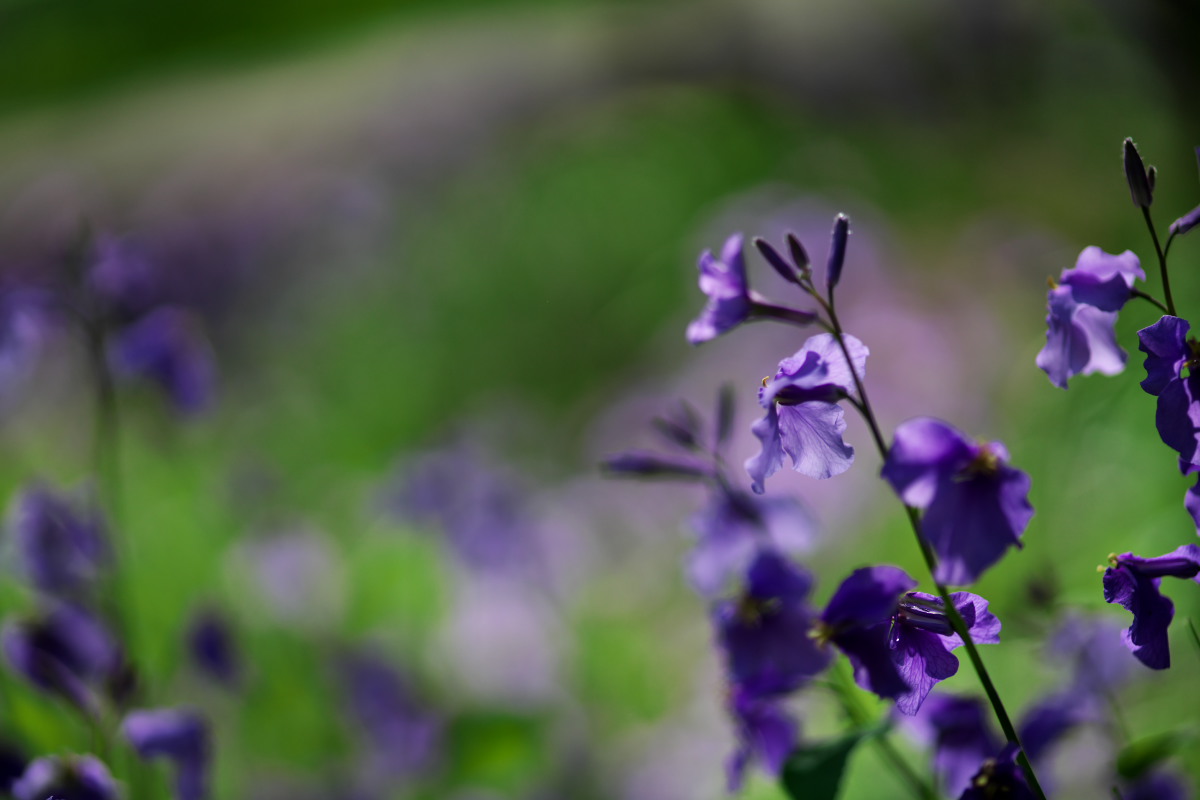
[{"x1": 2, "y1": 0, "x2": 1200, "y2": 798}]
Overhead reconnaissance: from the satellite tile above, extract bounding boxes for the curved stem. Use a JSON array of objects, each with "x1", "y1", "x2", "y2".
[
  {"x1": 1130, "y1": 288, "x2": 1169, "y2": 314},
  {"x1": 826, "y1": 308, "x2": 1048, "y2": 800},
  {"x1": 1142, "y1": 207, "x2": 1177, "y2": 316}
]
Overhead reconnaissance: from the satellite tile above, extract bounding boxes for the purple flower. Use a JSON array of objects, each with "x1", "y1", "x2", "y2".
[
  {"x1": 2, "y1": 602, "x2": 122, "y2": 714},
  {"x1": 745, "y1": 333, "x2": 867, "y2": 492},
  {"x1": 1168, "y1": 146, "x2": 1200, "y2": 237},
  {"x1": 905, "y1": 694, "x2": 1000, "y2": 797},
  {"x1": 109, "y1": 307, "x2": 216, "y2": 415},
  {"x1": 688, "y1": 488, "x2": 817, "y2": 597},
  {"x1": 6, "y1": 483, "x2": 109, "y2": 598},
  {"x1": 1137, "y1": 315, "x2": 1200, "y2": 472},
  {"x1": 1044, "y1": 613, "x2": 1136, "y2": 699},
  {"x1": 713, "y1": 549, "x2": 831, "y2": 696},
  {"x1": 1102, "y1": 544, "x2": 1200, "y2": 669},
  {"x1": 882, "y1": 417, "x2": 1034, "y2": 585},
  {"x1": 958, "y1": 746, "x2": 1036, "y2": 800},
  {"x1": 1036, "y1": 246, "x2": 1144, "y2": 389},
  {"x1": 725, "y1": 687, "x2": 797, "y2": 793},
  {"x1": 687, "y1": 234, "x2": 753, "y2": 344},
  {"x1": 185, "y1": 609, "x2": 241, "y2": 688},
  {"x1": 1016, "y1": 690, "x2": 1093, "y2": 763},
  {"x1": 123, "y1": 708, "x2": 211, "y2": 800},
  {"x1": 0, "y1": 288, "x2": 55, "y2": 398},
  {"x1": 11, "y1": 754, "x2": 118, "y2": 800},
  {"x1": 816, "y1": 566, "x2": 1000, "y2": 713}
]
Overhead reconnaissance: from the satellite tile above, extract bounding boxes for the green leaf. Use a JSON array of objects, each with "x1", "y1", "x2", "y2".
[
  {"x1": 1115, "y1": 728, "x2": 1196, "y2": 780},
  {"x1": 780, "y1": 730, "x2": 870, "y2": 800}
]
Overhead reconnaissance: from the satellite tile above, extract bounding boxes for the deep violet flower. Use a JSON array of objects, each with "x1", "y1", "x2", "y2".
[
  {"x1": 1036, "y1": 247, "x2": 1144, "y2": 389},
  {"x1": 882, "y1": 417, "x2": 1034, "y2": 586},
  {"x1": 109, "y1": 306, "x2": 216, "y2": 415},
  {"x1": 11, "y1": 753, "x2": 118, "y2": 800},
  {"x1": 713, "y1": 549, "x2": 831, "y2": 697},
  {"x1": 688, "y1": 487, "x2": 817, "y2": 597},
  {"x1": 745, "y1": 333, "x2": 868, "y2": 493},
  {"x1": 1102, "y1": 544, "x2": 1200, "y2": 669},
  {"x1": 958, "y1": 746, "x2": 1036, "y2": 800},
  {"x1": 724, "y1": 686, "x2": 797, "y2": 793},
  {"x1": 0, "y1": 288, "x2": 55, "y2": 399},
  {"x1": 1137, "y1": 315, "x2": 1200, "y2": 473},
  {"x1": 2, "y1": 603, "x2": 122, "y2": 714},
  {"x1": 905, "y1": 694, "x2": 1000, "y2": 797},
  {"x1": 7, "y1": 483, "x2": 109, "y2": 599},
  {"x1": 816, "y1": 566, "x2": 1000, "y2": 714},
  {"x1": 185, "y1": 609, "x2": 241, "y2": 688},
  {"x1": 123, "y1": 708, "x2": 211, "y2": 800}
]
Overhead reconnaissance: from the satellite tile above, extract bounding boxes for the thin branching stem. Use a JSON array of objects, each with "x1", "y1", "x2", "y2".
[{"x1": 1142, "y1": 207, "x2": 1176, "y2": 317}]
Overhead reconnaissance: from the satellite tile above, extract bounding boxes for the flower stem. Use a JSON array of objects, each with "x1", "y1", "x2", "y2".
[
  {"x1": 825, "y1": 307, "x2": 1048, "y2": 800},
  {"x1": 1142, "y1": 207, "x2": 1177, "y2": 317},
  {"x1": 1130, "y1": 288, "x2": 1169, "y2": 314}
]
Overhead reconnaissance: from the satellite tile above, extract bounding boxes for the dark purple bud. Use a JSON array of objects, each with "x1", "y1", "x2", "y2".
[
  {"x1": 651, "y1": 401, "x2": 703, "y2": 449},
  {"x1": 825, "y1": 214, "x2": 849, "y2": 290},
  {"x1": 11, "y1": 753, "x2": 118, "y2": 800},
  {"x1": 109, "y1": 307, "x2": 216, "y2": 416},
  {"x1": 786, "y1": 233, "x2": 811, "y2": 278},
  {"x1": 715, "y1": 382, "x2": 736, "y2": 448},
  {"x1": 1124, "y1": 138, "x2": 1154, "y2": 208},
  {"x1": 958, "y1": 745, "x2": 1036, "y2": 800},
  {"x1": 601, "y1": 452, "x2": 711, "y2": 480},
  {"x1": 123, "y1": 708, "x2": 211, "y2": 800},
  {"x1": 7, "y1": 483, "x2": 110, "y2": 598},
  {"x1": 1169, "y1": 204, "x2": 1200, "y2": 237},
  {"x1": 186, "y1": 609, "x2": 241, "y2": 688},
  {"x1": 753, "y1": 238, "x2": 801, "y2": 285}
]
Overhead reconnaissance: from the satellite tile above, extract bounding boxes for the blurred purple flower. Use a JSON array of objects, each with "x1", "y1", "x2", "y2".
[
  {"x1": 0, "y1": 741, "x2": 27, "y2": 795},
  {"x1": 688, "y1": 487, "x2": 817, "y2": 597},
  {"x1": 958, "y1": 745, "x2": 1035, "y2": 800},
  {"x1": 882, "y1": 417, "x2": 1034, "y2": 585},
  {"x1": 0, "y1": 288, "x2": 56, "y2": 398},
  {"x1": 745, "y1": 333, "x2": 867, "y2": 492},
  {"x1": 11, "y1": 753, "x2": 117, "y2": 800},
  {"x1": 1137, "y1": 315, "x2": 1200, "y2": 474},
  {"x1": 724, "y1": 687, "x2": 797, "y2": 793},
  {"x1": 2, "y1": 602, "x2": 121, "y2": 715},
  {"x1": 687, "y1": 234, "x2": 753, "y2": 345},
  {"x1": 904, "y1": 694, "x2": 1000, "y2": 797},
  {"x1": 6, "y1": 483, "x2": 109, "y2": 599},
  {"x1": 109, "y1": 307, "x2": 216, "y2": 415},
  {"x1": 88, "y1": 234, "x2": 161, "y2": 320},
  {"x1": 333, "y1": 648, "x2": 441, "y2": 780},
  {"x1": 1036, "y1": 247, "x2": 1143, "y2": 389},
  {"x1": 185, "y1": 608, "x2": 241, "y2": 688},
  {"x1": 1102, "y1": 545, "x2": 1200, "y2": 669},
  {"x1": 817, "y1": 567, "x2": 999, "y2": 713},
  {"x1": 713, "y1": 549, "x2": 831, "y2": 697},
  {"x1": 123, "y1": 708, "x2": 211, "y2": 800},
  {"x1": 1045, "y1": 613, "x2": 1137, "y2": 699}
]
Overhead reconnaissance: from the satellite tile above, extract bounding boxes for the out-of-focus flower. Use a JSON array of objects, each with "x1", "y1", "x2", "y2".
[
  {"x1": 87, "y1": 234, "x2": 161, "y2": 321},
  {"x1": 123, "y1": 708, "x2": 211, "y2": 800},
  {"x1": 0, "y1": 741, "x2": 27, "y2": 796},
  {"x1": 904, "y1": 694, "x2": 1000, "y2": 797},
  {"x1": 6, "y1": 483, "x2": 109, "y2": 599},
  {"x1": 185, "y1": 609, "x2": 241, "y2": 688},
  {"x1": 687, "y1": 234, "x2": 754, "y2": 345},
  {"x1": 1036, "y1": 247, "x2": 1144, "y2": 389},
  {"x1": 958, "y1": 745, "x2": 1036, "y2": 800},
  {"x1": 1102, "y1": 545, "x2": 1200, "y2": 669},
  {"x1": 688, "y1": 488, "x2": 817, "y2": 597},
  {"x1": 724, "y1": 687, "x2": 796, "y2": 793},
  {"x1": 235, "y1": 527, "x2": 345, "y2": 630},
  {"x1": 109, "y1": 307, "x2": 216, "y2": 415},
  {"x1": 882, "y1": 417, "x2": 1034, "y2": 585},
  {"x1": 2, "y1": 603, "x2": 121, "y2": 715},
  {"x1": 11, "y1": 753, "x2": 118, "y2": 800},
  {"x1": 0, "y1": 288, "x2": 56, "y2": 399},
  {"x1": 816, "y1": 567, "x2": 1000, "y2": 714},
  {"x1": 713, "y1": 549, "x2": 830, "y2": 697},
  {"x1": 333, "y1": 648, "x2": 441, "y2": 780},
  {"x1": 745, "y1": 333, "x2": 867, "y2": 492},
  {"x1": 1044, "y1": 613, "x2": 1137, "y2": 698},
  {"x1": 1137, "y1": 315, "x2": 1200, "y2": 474}
]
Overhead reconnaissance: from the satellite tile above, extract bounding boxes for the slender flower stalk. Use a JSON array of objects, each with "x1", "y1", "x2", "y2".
[{"x1": 1141, "y1": 207, "x2": 1177, "y2": 317}]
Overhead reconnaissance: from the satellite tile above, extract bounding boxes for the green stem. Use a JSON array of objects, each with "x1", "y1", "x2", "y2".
[
  {"x1": 1142, "y1": 207, "x2": 1177, "y2": 317},
  {"x1": 1130, "y1": 288, "x2": 1169, "y2": 314},
  {"x1": 825, "y1": 307, "x2": 1048, "y2": 800}
]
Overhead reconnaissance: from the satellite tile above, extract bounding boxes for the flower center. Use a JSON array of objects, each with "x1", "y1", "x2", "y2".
[
  {"x1": 735, "y1": 593, "x2": 781, "y2": 625},
  {"x1": 1186, "y1": 337, "x2": 1200, "y2": 374},
  {"x1": 959, "y1": 443, "x2": 1001, "y2": 479}
]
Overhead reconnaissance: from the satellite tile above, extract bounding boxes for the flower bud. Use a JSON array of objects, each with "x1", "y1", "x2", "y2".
[
  {"x1": 1123, "y1": 137, "x2": 1154, "y2": 208},
  {"x1": 826, "y1": 214, "x2": 849, "y2": 290}
]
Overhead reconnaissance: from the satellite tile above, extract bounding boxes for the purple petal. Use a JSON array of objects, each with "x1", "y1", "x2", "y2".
[
  {"x1": 798, "y1": 333, "x2": 868, "y2": 396},
  {"x1": 12, "y1": 754, "x2": 118, "y2": 800},
  {"x1": 1036, "y1": 287, "x2": 1092, "y2": 389},
  {"x1": 823, "y1": 566, "x2": 917, "y2": 628},
  {"x1": 1066, "y1": 246, "x2": 1143, "y2": 291},
  {"x1": 905, "y1": 694, "x2": 1000, "y2": 797},
  {"x1": 726, "y1": 691, "x2": 797, "y2": 792},
  {"x1": 123, "y1": 708, "x2": 210, "y2": 800},
  {"x1": 1103, "y1": 565, "x2": 1174, "y2": 669},
  {"x1": 1138, "y1": 316, "x2": 1190, "y2": 396},
  {"x1": 1188, "y1": 475, "x2": 1200, "y2": 535},
  {"x1": 1169, "y1": 203, "x2": 1200, "y2": 236},
  {"x1": 687, "y1": 234, "x2": 751, "y2": 344},
  {"x1": 775, "y1": 402, "x2": 855, "y2": 479},
  {"x1": 942, "y1": 592, "x2": 1002, "y2": 648},
  {"x1": 1016, "y1": 690, "x2": 1093, "y2": 763},
  {"x1": 110, "y1": 307, "x2": 216, "y2": 415},
  {"x1": 1155, "y1": 376, "x2": 1200, "y2": 469},
  {"x1": 892, "y1": 627, "x2": 959, "y2": 715},
  {"x1": 882, "y1": 417, "x2": 975, "y2": 508},
  {"x1": 837, "y1": 623, "x2": 911, "y2": 700},
  {"x1": 746, "y1": 403, "x2": 784, "y2": 494},
  {"x1": 1070, "y1": 304, "x2": 1126, "y2": 376}
]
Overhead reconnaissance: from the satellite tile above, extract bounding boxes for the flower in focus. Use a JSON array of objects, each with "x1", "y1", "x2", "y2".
[
  {"x1": 1036, "y1": 246, "x2": 1144, "y2": 389},
  {"x1": 7, "y1": 484, "x2": 109, "y2": 600},
  {"x1": 713, "y1": 549, "x2": 831, "y2": 697},
  {"x1": 882, "y1": 417, "x2": 1034, "y2": 585},
  {"x1": 123, "y1": 708, "x2": 211, "y2": 800},
  {"x1": 1137, "y1": 315, "x2": 1200, "y2": 475},
  {"x1": 11, "y1": 753, "x2": 118, "y2": 800},
  {"x1": 816, "y1": 566, "x2": 1000, "y2": 714},
  {"x1": 724, "y1": 686, "x2": 797, "y2": 793},
  {"x1": 1102, "y1": 545, "x2": 1200, "y2": 669},
  {"x1": 687, "y1": 234, "x2": 753, "y2": 344},
  {"x1": 745, "y1": 333, "x2": 867, "y2": 493},
  {"x1": 688, "y1": 487, "x2": 817, "y2": 597}
]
